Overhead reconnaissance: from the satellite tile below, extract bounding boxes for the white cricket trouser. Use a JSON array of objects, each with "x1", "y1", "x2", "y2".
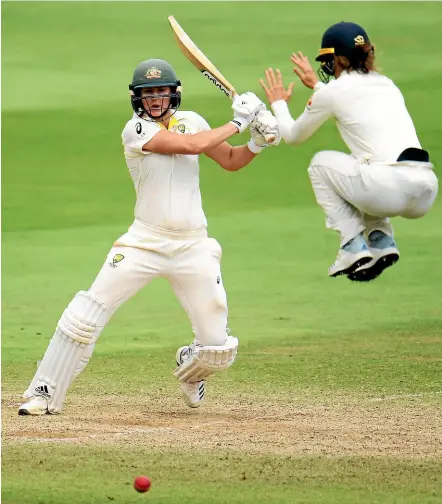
[
  {"x1": 308, "y1": 151, "x2": 438, "y2": 245},
  {"x1": 23, "y1": 221, "x2": 230, "y2": 406},
  {"x1": 89, "y1": 220, "x2": 228, "y2": 346}
]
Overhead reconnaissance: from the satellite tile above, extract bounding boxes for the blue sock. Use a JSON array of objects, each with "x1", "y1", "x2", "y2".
[
  {"x1": 342, "y1": 232, "x2": 368, "y2": 253},
  {"x1": 368, "y1": 230, "x2": 396, "y2": 249}
]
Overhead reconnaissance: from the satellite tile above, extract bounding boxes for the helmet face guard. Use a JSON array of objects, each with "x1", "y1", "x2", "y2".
[
  {"x1": 317, "y1": 54, "x2": 335, "y2": 84},
  {"x1": 129, "y1": 84, "x2": 182, "y2": 120}
]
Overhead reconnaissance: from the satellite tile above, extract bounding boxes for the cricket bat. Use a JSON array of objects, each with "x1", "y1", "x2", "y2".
[{"x1": 167, "y1": 15, "x2": 276, "y2": 144}]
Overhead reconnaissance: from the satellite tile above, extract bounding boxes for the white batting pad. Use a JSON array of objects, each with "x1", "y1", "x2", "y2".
[
  {"x1": 174, "y1": 335, "x2": 238, "y2": 382},
  {"x1": 23, "y1": 347, "x2": 97, "y2": 400},
  {"x1": 28, "y1": 291, "x2": 107, "y2": 413},
  {"x1": 71, "y1": 352, "x2": 94, "y2": 382}
]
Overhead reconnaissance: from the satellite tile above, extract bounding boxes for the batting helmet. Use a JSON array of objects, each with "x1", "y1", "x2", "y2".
[{"x1": 129, "y1": 59, "x2": 182, "y2": 119}]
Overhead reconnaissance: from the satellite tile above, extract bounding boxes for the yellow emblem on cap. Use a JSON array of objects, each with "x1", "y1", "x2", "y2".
[
  {"x1": 354, "y1": 35, "x2": 365, "y2": 46},
  {"x1": 145, "y1": 67, "x2": 162, "y2": 79}
]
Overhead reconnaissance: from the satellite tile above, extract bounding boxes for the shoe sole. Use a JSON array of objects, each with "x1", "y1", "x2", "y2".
[
  {"x1": 347, "y1": 253, "x2": 399, "y2": 282},
  {"x1": 18, "y1": 408, "x2": 48, "y2": 416},
  {"x1": 181, "y1": 393, "x2": 201, "y2": 408},
  {"x1": 329, "y1": 256, "x2": 373, "y2": 278},
  {"x1": 180, "y1": 382, "x2": 205, "y2": 409}
]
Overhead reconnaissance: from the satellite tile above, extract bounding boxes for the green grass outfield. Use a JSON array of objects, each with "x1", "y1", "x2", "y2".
[{"x1": 2, "y1": 2, "x2": 442, "y2": 503}]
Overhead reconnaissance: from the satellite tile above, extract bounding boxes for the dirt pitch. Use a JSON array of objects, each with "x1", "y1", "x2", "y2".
[{"x1": 3, "y1": 391, "x2": 441, "y2": 457}]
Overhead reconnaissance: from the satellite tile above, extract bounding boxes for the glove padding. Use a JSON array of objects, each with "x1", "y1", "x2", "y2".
[
  {"x1": 247, "y1": 111, "x2": 281, "y2": 154},
  {"x1": 250, "y1": 110, "x2": 281, "y2": 145},
  {"x1": 230, "y1": 92, "x2": 266, "y2": 133}
]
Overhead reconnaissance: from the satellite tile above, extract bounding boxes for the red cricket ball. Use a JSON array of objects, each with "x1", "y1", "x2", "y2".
[{"x1": 133, "y1": 475, "x2": 152, "y2": 493}]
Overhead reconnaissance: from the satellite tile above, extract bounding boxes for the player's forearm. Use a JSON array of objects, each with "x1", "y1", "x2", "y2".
[
  {"x1": 271, "y1": 101, "x2": 305, "y2": 145},
  {"x1": 271, "y1": 98, "x2": 329, "y2": 146},
  {"x1": 142, "y1": 123, "x2": 240, "y2": 155},
  {"x1": 191, "y1": 123, "x2": 239, "y2": 154},
  {"x1": 272, "y1": 100, "x2": 323, "y2": 146},
  {"x1": 221, "y1": 145, "x2": 257, "y2": 172}
]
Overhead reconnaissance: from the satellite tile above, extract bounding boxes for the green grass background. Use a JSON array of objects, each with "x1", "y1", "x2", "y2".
[{"x1": 2, "y1": 2, "x2": 442, "y2": 503}]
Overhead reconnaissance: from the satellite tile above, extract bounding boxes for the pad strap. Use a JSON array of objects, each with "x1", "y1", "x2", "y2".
[{"x1": 174, "y1": 336, "x2": 238, "y2": 382}]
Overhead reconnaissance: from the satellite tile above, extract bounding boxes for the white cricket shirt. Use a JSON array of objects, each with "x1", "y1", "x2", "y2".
[
  {"x1": 121, "y1": 111, "x2": 210, "y2": 232},
  {"x1": 272, "y1": 71, "x2": 422, "y2": 163}
]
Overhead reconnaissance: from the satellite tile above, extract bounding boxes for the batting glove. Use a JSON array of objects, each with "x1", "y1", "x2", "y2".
[{"x1": 230, "y1": 92, "x2": 266, "y2": 133}]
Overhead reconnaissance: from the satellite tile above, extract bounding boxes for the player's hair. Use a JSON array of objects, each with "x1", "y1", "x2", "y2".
[{"x1": 337, "y1": 44, "x2": 377, "y2": 74}]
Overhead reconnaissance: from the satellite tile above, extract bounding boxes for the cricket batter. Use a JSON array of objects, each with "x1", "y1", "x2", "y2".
[
  {"x1": 258, "y1": 22, "x2": 438, "y2": 281},
  {"x1": 19, "y1": 59, "x2": 280, "y2": 415}
]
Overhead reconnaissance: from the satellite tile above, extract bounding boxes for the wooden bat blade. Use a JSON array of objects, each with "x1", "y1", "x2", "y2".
[
  {"x1": 168, "y1": 15, "x2": 236, "y2": 99},
  {"x1": 168, "y1": 15, "x2": 276, "y2": 144}
]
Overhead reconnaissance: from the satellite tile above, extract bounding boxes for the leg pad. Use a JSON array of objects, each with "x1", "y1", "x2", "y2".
[
  {"x1": 29, "y1": 291, "x2": 107, "y2": 413},
  {"x1": 174, "y1": 335, "x2": 238, "y2": 382}
]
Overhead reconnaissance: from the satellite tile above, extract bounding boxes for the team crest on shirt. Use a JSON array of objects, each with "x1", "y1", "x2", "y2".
[
  {"x1": 109, "y1": 253, "x2": 125, "y2": 268},
  {"x1": 172, "y1": 123, "x2": 188, "y2": 134},
  {"x1": 306, "y1": 95, "x2": 313, "y2": 110},
  {"x1": 145, "y1": 67, "x2": 162, "y2": 79}
]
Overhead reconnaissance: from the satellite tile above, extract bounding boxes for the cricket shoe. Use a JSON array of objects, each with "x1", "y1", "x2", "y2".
[
  {"x1": 18, "y1": 396, "x2": 49, "y2": 416},
  {"x1": 175, "y1": 345, "x2": 205, "y2": 409},
  {"x1": 329, "y1": 233, "x2": 373, "y2": 277},
  {"x1": 348, "y1": 231, "x2": 400, "y2": 282},
  {"x1": 22, "y1": 389, "x2": 34, "y2": 400}
]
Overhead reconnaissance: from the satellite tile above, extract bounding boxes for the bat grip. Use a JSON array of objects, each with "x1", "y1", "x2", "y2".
[{"x1": 231, "y1": 90, "x2": 276, "y2": 144}]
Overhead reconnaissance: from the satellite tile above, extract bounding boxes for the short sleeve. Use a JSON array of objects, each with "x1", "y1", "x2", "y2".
[
  {"x1": 186, "y1": 111, "x2": 211, "y2": 132},
  {"x1": 122, "y1": 119, "x2": 161, "y2": 157}
]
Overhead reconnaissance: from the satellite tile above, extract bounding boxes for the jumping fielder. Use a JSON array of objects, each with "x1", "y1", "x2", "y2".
[
  {"x1": 19, "y1": 59, "x2": 280, "y2": 415},
  {"x1": 258, "y1": 22, "x2": 438, "y2": 281}
]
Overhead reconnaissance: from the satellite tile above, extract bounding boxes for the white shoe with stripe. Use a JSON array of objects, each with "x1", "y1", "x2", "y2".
[
  {"x1": 175, "y1": 345, "x2": 205, "y2": 408},
  {"x1": 18, "y1": 396, "x2": 49, "y2": 416}
]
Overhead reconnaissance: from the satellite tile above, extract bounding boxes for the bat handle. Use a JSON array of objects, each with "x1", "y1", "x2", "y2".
[{"x1": 264, "y1": 133, "x2": 276, "y2": 144}]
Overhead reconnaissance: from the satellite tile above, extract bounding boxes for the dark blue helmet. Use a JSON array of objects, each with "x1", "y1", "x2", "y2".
[{"x1": 315, "y1": 22, "x2": 373, "y2": 83}]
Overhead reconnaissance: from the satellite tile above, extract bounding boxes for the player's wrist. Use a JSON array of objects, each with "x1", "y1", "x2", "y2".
[
  {"x1": 271, "y1": 100, "x2": 292, "y2": 127},
  {"x1": 271, "y1": 100, "x2": 289, "y2": 115},
  {"x1": 230, "y1": 116, "x2": 250, "y2": 134},
  {"x1": 313, "y1": 81, "x2": 326, "y2": 92},
  {"x1": 247, "y1": 139, "x2": 266, "y2": 154}
]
